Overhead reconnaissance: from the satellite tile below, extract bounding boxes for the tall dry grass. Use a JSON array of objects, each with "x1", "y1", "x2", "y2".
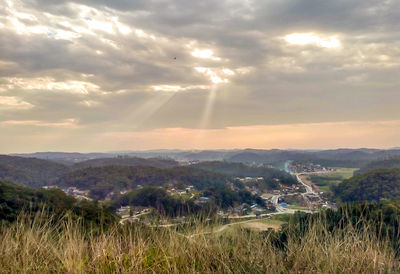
[{"x1": 0, "y1": 212, "x2": 398, "y2": 273}]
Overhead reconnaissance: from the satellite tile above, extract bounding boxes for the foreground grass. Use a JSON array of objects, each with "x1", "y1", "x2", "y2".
[{"x1": 0, "y1": 213, "x2": 398, "y2": 273}]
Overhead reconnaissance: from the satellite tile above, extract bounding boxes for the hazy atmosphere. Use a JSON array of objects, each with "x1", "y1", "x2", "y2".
[
  {"x1": 3, "y1": 2, "x2": 400, "y2": 272},
  {"x1": 1, "y1": 0, "x2": 399, "y2": 152}
]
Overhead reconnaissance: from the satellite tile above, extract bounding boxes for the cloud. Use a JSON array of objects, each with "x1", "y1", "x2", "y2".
[
  {"x1": 284, "y1": 33, "x2": 341, "y2": 48},
  {"x1": 0, "y1": 0, "x2": 399, "y2": 151},
  {"x1": 0, "y1": 96, "x2": 33, "y2": 110},
  {"x1": 191, "y1": 49, "x2": 221, "y2": 61},
  {"x1": 0, "y1": 118, "x2": 79, "y2": 128}
]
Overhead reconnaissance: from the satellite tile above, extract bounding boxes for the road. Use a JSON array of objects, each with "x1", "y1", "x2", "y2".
[
  {"x1": 277, "y1": 161, "x2": 321, "y2": 211},
  {"x1": 271, "y1": 194, "x2": 285, "y2": 213},
  {"x1": 296, "y1": 173, "x2": 314, "y2": 194},
  {"x1": 270, "y1": 194, "x2": 301, "y2": 214}
]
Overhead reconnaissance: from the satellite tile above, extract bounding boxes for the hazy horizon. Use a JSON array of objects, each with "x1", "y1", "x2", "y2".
[
  {"x1": 7, "y1": 145, "x2": 400, "y2": 155},
  {"x1": 1, "y1": 0, "x2": 399, "y2": 153}
]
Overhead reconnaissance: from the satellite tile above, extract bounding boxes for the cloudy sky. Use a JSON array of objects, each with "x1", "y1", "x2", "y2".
[{"x1": 0, "y1": 0, "x2": 399, "y2": 153}]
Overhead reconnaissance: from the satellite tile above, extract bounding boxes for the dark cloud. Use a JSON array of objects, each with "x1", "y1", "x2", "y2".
[{"x1": 0, "y1": 0, "x2": 399, "y2": 152}]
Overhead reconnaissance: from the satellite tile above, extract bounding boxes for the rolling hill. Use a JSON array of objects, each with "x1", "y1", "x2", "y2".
[
  {"x1": 0, "y1": 180, "x2": 117, "y2": 226},
  {"x1": 190, "y1": 161, "x2": 297, "y2": 188},
  {"x1": 333, "y1": 168, "x2": 400, "y2": 202},
  {"x1": 56, "y1": 166, "x2": 231, "y2": 200},
  {"x1": 0, "y1": 155, "x2": 69, "y2": 187}
]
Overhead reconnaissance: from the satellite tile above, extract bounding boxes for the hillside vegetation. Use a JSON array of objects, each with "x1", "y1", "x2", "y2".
[
  {"x1": 0, "y1": 180, "x2": 117, "y2": 227},
  {"x1": 1, "y1": 171, "x2": 400, "y2": 272},
  {"x1": 333, "y1": 168, "x2": 400, "y2": 202},
  {"x1": 0, "y1": 156, "x2": 294, "y2": 201},
  {"x1": 112, "y1": 185, "x2": 264, "y2": 216},
  {"x1": 56, "y1": 166, "x2": 231, "y2": 200},
  {"x1": 0, "y1": 155, "x2": 68, "y2": 187},
  {"x1": 191, "y1": 161, "x2": 297, "y2": 189},
  {"x1": 1, "y1": 203, "x2": 399, "y2": 273}
]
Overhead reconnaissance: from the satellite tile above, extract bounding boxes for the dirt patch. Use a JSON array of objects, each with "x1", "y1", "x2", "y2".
[{"x1": 241, "y1": 222, "x2": 281, "y2": 232}]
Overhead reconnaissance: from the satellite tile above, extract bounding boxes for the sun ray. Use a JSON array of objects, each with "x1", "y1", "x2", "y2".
[
  {"x1": 192, "y1": 85, "x2": 218, "y2": 148},
  {"x1": 126, "y1": 92, "x2": 177, "y2": 130}
]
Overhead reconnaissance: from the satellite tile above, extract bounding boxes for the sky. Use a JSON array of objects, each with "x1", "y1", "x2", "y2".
[{"x1": 0, "y1": 0, "x2": 399, "y2": 153}]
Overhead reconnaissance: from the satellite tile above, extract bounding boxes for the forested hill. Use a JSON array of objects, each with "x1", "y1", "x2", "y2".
[
  {"x1": 0, "y1": 155, "x2": 297, "y2": 201},
  {"x1": 0, "y1": 155, "x2": 69, "y2": 187},
  {"x1": 333, "y1": 168, "x2": 400, "y2": 202},
  {"x1": 0, "y1": 180, "x2": 117, "y2": 226},
  {"x1": 356, "y1": 156, "x2": 400, "y2": 175},
  {"x1": 226, "y1": 149, "x2": 400, "y2": 168},
  {"x1": 54, "y1": 161, "x2": 300, "y2": 199},
  {"x1": 190, "y1": 161, "x2": 297, "y2": 187},
  {"x1": 56, "y1": 166, "x2": 231, "y2": 200},
  {"x1": 0, "y1": 155, "x2": 178, "y2": 188},
  {"x1": 74, "y1": 157, "x2": 179, "y2": 169}
]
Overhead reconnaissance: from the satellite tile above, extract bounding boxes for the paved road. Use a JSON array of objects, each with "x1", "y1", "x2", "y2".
[
  {"x1": 296, "y1": 173, "x2": 314, "y2": 194},
  {"x1": 270, "y1": 194, "x2": 300, "y2": 214}
]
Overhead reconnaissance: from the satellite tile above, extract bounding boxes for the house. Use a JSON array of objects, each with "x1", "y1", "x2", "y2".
[
  {"x1": 233, "y1": 203, "x2": 250, "y2": 215},
  {"x1": 42, "y1": 185, "x2": 59, "y2": 189},
  {"x1": 195, "y1": 196, "x2": 210, "y2": 204},
  {"x1": 185, "y1": 185, "x2": 195, "y2": 193},
  {"x1": 105, "y1": 192, "x2": 115, "y2": 200}
]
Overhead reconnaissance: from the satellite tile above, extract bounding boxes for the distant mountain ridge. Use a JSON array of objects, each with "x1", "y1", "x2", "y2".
[
  {"x1": 74, "y1": 157, "x2": 179, "y2": 169},
  {"x1": 12, "y1": 152, "x2": 114, "y2": 164},
  {"x1": 356, "y1": 156, "x2": 400, "y2": 174},
  {"x1": 12, "y1": 148, "x2": 400, "y2": 166}
]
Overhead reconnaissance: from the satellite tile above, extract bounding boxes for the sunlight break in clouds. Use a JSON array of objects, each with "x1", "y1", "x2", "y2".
[
  {"x1": 152, "y1": 85, "x2": 209, "y2": 92},
  {"x1": 3, "y1": 77, "x2": 101, "y2": 94},
  {"x1": 194, "y1": 67, "x2": 234, "y2": 84},
  {"x1": 0, "y1": 0, "x2": 399, "y2": 152},
  {"x1": 191, "y1": 49, "x2": 221, "y2": 61},
  {"x1": 285, "y1": 33, "x2": 341, "y2": 48}
]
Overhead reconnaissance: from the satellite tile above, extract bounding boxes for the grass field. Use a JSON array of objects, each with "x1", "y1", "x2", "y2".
[
  {"x1": 281, "y1": 194, "x2": 305, "y2": 207},
  {"x1": 261, "y1": 193, "x2": 275, "y2": 199},
  {"x1": 286, "y1": 205, "x2": 309, "y2": 211},
  {"x1": 228, "y1": 217, "x2": 286, "y2": 232},
  {"x1": 308, "y1": 168, "x2": 358, "y2": 193},
  {"x1": 180, "y1": 215, "x2": 288, "y2": 236},
  {"x1": 240, "y1": 219, "x2": 283, "y2": 232},
  {"x1": 1, "y1": 212, "x2": 397, "y2": 273}
]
